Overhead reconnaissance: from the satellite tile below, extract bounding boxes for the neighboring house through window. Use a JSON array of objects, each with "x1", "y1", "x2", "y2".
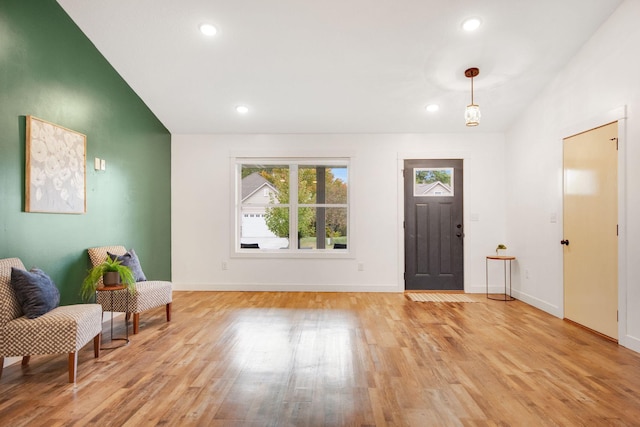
[{"x1": 241, "y1": 172, "x2": 281, "y2": 244}]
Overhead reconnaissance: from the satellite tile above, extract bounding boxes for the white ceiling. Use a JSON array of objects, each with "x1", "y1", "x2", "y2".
[{"x1": 57, "y1": 0, "x2": 622, "y2": 134}]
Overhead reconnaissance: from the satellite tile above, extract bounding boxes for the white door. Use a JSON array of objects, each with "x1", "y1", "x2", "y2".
[{"x1": 563, "y1": 121, "x2": 618, "y2": 340}]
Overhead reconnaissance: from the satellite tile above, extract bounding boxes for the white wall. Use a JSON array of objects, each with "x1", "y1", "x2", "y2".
[
  {"x1": 172, "y1": 133, "x2": 506, "y2": 293},
  {"x1": 505, "y1": 0, "x2": 640, "y2": 352}
]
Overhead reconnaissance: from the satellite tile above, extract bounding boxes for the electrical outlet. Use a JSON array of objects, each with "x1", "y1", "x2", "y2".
[
  {"x1": 358, "y1": 263, "x2": 364, "y2": 271},
  {"x1": 222, "y1": 261, "x2": 228, "y2": 270}
]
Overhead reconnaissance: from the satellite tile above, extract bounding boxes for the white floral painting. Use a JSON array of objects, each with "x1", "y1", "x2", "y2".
[{"x1": 26, "y1": 116, "x2": 86, "y2": 213}]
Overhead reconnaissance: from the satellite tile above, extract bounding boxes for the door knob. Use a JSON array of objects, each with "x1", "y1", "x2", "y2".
[{"x1": 560, "y1": 239, "x2": 570, "y2": 246}]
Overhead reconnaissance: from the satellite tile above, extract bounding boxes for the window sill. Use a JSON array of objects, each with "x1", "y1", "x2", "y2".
[{"x1": 231, "y1": 250, "x2": 354, "y2": 260}]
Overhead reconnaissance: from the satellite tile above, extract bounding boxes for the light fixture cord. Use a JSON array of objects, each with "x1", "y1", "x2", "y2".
[{"x1": 471, "y1": 76, "x2": 474, "y2": 105}]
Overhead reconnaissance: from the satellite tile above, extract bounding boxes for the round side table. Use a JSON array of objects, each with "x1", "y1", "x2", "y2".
[
  {"x1": 486, "y1": 255, "x2": 516, "y2": 301},
  {"x1": 96, "y1": 285, "x2": 130, "y2": 349}
]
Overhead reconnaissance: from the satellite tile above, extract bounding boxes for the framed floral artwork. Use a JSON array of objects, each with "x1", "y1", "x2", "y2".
[{"x1": 25, "y1": 116, "x2": 86, "y2": 213}]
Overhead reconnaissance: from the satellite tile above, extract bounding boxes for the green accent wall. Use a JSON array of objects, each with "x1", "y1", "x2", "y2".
[{"x1": 0, "y1": 0, "x2": 171, "y2": 304}]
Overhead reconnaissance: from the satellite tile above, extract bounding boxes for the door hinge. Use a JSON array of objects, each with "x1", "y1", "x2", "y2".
[
  {"x1": 617, "y1": 224, "x2": 619, "y2": 236},
  {"x1": 402, "y1": 169, "x2": 405, "y2": 178},
  {"x1": 617, "y1": 310, "x2": 619, "y2": 322},
  {"x1": 403, "y1": 221, "x2": 405, "y2": 229}
]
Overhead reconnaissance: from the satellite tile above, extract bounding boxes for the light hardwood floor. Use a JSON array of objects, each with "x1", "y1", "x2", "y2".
[{"x1": 1, "y1": 291, "x2": 640, "y2": 426}]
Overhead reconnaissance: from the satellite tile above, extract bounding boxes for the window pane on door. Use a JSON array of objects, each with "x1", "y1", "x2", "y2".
[{"x1": 413, "y1": 168, "x2": 454, "y2": 197}]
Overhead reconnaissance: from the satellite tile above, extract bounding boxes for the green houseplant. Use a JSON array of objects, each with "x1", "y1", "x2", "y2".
[
  {"x1": 81, "y1": 255, "x2": 136, "y2": 301},
  {"x1": 495, "y1": 244, "x2": 507, "y2": 256}
]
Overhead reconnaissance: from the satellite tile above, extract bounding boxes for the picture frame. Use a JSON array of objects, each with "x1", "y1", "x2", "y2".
[
  {"x1": 413, "y1": 167, "x2": 454, "y2": 197},
  {"x1": 25, "y1": 116, "x2": 86, "y2": 214}
]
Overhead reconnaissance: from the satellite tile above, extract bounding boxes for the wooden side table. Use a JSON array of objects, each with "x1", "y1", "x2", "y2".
[
  {"x1": 486, "y1": 255, "x2": 516, "y2": 301},
  {"x1": 96, "y1": 285, "x2": 130, "y2": 349}
]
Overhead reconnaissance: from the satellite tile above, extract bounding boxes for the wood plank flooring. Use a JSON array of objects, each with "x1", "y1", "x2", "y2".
[{"x1": 1, "y1": 291, "x2": 640, "y2": 426}]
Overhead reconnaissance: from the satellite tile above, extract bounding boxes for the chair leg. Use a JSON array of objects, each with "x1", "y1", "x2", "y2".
[
  {"x1": 94, "y1": 334, "x2": 101, "y2": 358},
  {"x1": 133, "y1": 313, "x2": 140, "y2": 334},
  {"x1": 166, "y1": 302, "x2": 172, "y2": 322},
  {"x1": 68, "y1": 352, "x2": 78, "y2": 383},
  {"x1": 22, "y1": 356, "x2": 31, "y2": 366},
  {"x1": 0, "y1": 357, "x2": 4, "y2": 379}
]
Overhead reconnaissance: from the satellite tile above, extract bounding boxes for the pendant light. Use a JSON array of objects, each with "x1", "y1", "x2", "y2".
[{"x1": 464, "y1": 67, "x2": 480, "y2": 126}]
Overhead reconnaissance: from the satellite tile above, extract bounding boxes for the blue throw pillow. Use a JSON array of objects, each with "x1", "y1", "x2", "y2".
[
  {"x1": 10, "y1": 267, "x2": 61, "y2": 319},
  {"x1": 108, "y1": 248, "x2": 147, "y2": 282}
]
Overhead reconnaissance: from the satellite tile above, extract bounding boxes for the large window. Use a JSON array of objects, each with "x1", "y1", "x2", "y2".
[{"x1": 236, "y1": 159, "x2": 349, "y2": 254}]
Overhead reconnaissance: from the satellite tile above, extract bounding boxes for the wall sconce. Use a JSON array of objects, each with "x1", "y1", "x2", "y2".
[{"x1": 464, "y1": 67, "x2": 480, "y2": 126}]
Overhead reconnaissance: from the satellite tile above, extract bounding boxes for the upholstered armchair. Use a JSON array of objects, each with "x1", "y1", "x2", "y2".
[
  {"x1": 0, "y1": 257, "x2": 102, "y2": 383},
  {"x1": 87, "y1": 246, "x2": 172, "y2": 334}
]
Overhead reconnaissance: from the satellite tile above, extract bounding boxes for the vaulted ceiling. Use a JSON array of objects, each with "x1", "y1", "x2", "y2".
[{"x1": 57, "y1": 0, "x2": 622, "y2": 134}]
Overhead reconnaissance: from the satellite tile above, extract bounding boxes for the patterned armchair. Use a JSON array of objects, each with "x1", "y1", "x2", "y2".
[
  {"x1": 0, "y1": 258, "x2": 102, "y2": 383},
  {"x1": 88, "y1": 246, "x2": 172, "y2": 334}
]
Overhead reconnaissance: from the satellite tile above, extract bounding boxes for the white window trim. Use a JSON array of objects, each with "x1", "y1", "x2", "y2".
[{"x1": 231, "y1": 157, "x2": 352, "y2": 259}]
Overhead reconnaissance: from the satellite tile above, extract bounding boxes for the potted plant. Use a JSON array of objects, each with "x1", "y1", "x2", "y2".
[
  {"x1": 81, "y1": 255, "x2": 136, "y2": 301},
  {"x1": 495, "y1": 244, "x2": 507, "y2": 256}
]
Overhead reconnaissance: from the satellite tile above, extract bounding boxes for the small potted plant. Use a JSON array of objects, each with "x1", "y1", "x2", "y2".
[
  {"x1": 81, "y1": 255, "x2": 136, "y2": 301},
  {"x1": 495, "y1": 244, "x2": 507, "y2": 256}
]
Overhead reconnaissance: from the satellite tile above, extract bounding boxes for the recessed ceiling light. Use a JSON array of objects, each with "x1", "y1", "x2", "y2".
[
  {"x1": 236, "y1": 105, "x2": 249, "y2": 114},
  {"x1": 462, "y1": 18, "x2": 481, "y2": 32},
  {"x1": 199, "y1": 23, "x2": 217, "y2": 36},
  {"x1": 425, "y1": 104, "x2": 439, "y2": 113}
]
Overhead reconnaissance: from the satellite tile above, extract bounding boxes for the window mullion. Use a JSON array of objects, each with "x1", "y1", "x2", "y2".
[
  {"x1": 289, "y1": 164, "x2": 299, "y2": 251},
  {"x1": 316, "y1": 166, "x2": 326, "y2": 249}
]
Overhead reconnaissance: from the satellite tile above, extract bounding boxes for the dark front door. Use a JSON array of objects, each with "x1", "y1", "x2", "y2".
[{"x1": 404, "y1": 159, "x2": 464, "y2": 290}]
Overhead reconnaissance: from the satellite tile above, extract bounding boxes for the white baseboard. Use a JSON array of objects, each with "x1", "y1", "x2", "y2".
[
  {"x1": 2, "y1": 356, "x2": 21, "y2": 368},
  {"x1": 466, "y1": 284, "x2": 503, "y2": 294},
  {"x1": 172, "y1": 283, "x2": 401, "y2": 292},
  {"x1": 620, "y1": 334, "x2": 640, "y2": 353},
  {"x1": 511, "y1": 289, "x2": 563, "y2": 318},
  {"x1": 102, "y1": 311, "x2": 125, "y2": 323},
  {"x1": 466, "y1": 285, "x2": 562, "y2": 318}
]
